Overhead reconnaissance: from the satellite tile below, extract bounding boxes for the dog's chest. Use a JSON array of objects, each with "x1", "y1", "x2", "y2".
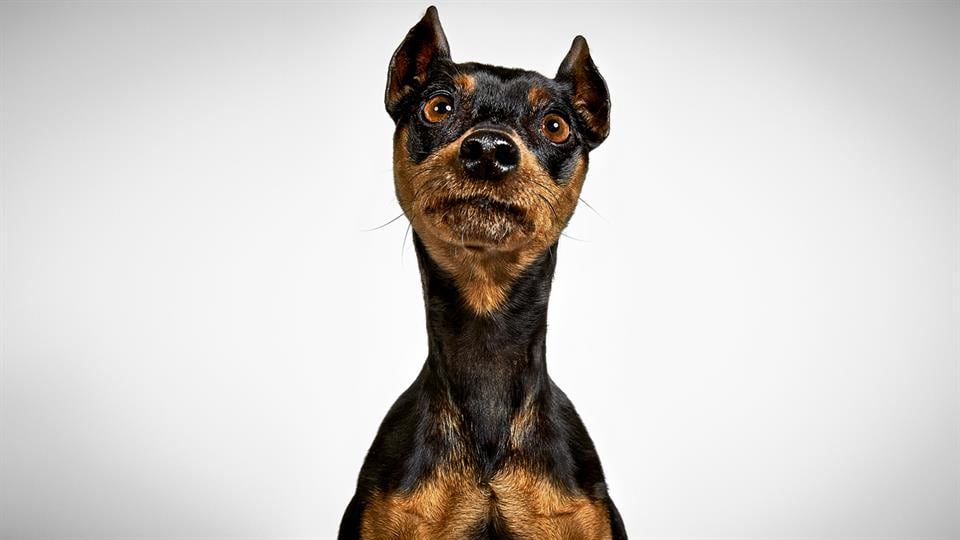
[{"x1": 359, "y1": 463, "x2": 612, "y2": 539}]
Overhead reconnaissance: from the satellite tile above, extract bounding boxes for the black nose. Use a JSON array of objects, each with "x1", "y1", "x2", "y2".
[{"x1": 458, "y1": 130, "x2": 520, "y2": 181}]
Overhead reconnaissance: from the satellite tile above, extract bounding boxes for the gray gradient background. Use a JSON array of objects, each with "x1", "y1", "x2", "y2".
[{"x1": 1, "y1": 1, "x2": 958, "y2": 538}]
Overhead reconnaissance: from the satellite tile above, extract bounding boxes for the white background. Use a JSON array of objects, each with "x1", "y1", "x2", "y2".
[{"x1": 1, "y1": 1, "x2": 958, "y2": 538}]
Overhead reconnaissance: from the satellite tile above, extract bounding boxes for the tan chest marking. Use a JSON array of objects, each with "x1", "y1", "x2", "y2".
[
  {"x1": 360, "y1": 464, "x2": 486, "y2": 539},
  {"x1": 489, "y1": 465, "x2": 613, "y2": 540},
  {"x1": 359, "y1": 463, "x2": 612, "y2": 540}
]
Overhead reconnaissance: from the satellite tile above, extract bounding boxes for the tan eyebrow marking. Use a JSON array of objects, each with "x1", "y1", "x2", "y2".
[
  {"x1": 453, "y1": 73, "x2": 476, "y2": 94},
  {"x1": 528, "y1": 86, "x2": 551, "y2": 108}
]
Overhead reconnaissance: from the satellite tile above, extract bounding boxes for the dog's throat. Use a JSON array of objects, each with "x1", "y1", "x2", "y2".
[
  {"x1": 413, "y1": 232, "x2": 556, "y2": 468},
  {"x1": 412, "y1": 226, "x2": 545, "y2": 315}
]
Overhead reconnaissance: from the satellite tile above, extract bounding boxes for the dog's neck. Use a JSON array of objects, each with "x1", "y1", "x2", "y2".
[{"x1": 413, "y1": 233, "x2": 557, "y2": 472}]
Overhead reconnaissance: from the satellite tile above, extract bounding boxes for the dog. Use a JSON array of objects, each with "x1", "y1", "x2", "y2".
[{"x1": 339, "y1": 6, "x2": 625, "y2": 539}]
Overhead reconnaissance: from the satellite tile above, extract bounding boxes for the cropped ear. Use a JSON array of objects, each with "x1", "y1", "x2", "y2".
[
  {"x1": 385, "y1": 6, "x2": 451, "y2": 120},
  {"x1": 556, "y1": 36, "x2": 610, "y2": 148}
]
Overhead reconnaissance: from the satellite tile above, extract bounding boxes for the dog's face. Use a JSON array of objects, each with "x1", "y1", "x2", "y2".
[{"x1": 387, "y1": 7, "x2": 610, "y2": 314}]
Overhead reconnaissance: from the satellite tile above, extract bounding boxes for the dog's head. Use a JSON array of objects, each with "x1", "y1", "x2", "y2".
[{"x1": 387, "y1": 6, "x2": 610, "y2": 314}]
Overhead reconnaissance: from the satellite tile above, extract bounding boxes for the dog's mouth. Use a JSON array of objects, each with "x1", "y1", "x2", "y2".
[{"x1": 422, "y1": 195, "x2": 533, "y2": 249}]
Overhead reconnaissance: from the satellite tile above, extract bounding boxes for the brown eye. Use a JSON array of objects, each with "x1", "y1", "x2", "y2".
[
  {"x1": 541, "y1": 113, "x2": 570, "y2": 143},
  {"x1": 423, "y1": 95, "x2": 454, "y2": 123}
]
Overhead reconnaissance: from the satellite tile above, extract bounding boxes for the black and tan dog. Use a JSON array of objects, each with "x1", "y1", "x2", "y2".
[{"x1": 340, "y1": 7, "x2": 625, "y2": 539}]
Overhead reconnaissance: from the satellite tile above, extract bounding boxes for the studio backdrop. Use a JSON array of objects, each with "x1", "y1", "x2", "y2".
[{"x1": 1, "y1": 1, "x2": 958, "y2": 538}]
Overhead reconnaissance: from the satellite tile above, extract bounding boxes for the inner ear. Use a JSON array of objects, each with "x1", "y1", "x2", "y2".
[
  {"x1": 385, "y1": 6, "x2": 451, "y2": 120},
  {"x1": 556, "y1": 36, "x2": 610, "y2": 149}
]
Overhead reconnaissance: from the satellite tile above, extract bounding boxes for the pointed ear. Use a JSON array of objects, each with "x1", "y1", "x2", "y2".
[
  {"x1": 385, "y1": 6, "x2": 451, "y2": 120},
  {"x1": 556, "y1": 36, "x2": 610, "y2": 148}
]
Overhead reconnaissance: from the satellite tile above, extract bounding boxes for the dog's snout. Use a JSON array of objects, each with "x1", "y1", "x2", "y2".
[{"x1": 459, "y1": 130, "x2": 520, "y2": 181}]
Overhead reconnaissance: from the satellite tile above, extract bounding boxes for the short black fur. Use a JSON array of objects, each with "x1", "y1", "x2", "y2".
[
  {"x1": 340, "y1": 237, "x2": 626, "y2": 539},
  {"x1": 340, "y1": 6, "x2": 623, "y2": 539}
]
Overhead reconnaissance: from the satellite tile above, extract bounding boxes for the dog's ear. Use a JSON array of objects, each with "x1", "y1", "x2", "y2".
[
  {"x1": 385, "y1": 6, "x2": 451, "y2": 120},
  {"x1": 556, "y1": 36, "x2": 610, "y2": 148}
]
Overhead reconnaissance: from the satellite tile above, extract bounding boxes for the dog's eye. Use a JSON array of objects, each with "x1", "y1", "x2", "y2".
[
  {"x1": 422, "y1": 95, "x2": 454, "y2": 123},
  {"x1": 541, "y1": 113, "x2": 570, "y2": 144}
]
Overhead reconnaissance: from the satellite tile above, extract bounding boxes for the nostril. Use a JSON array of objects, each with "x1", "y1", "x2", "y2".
[
  {"x1": 493, "y1": 143, "x2": 519, "y2": 168},
  {"x1": 459, "y1": 139, "x2": 483, "y2": 162},
  {"x1": 459, "y1": 130, "x2": 519, "y2": 181}
]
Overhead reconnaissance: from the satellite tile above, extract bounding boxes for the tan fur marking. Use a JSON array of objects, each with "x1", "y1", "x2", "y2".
[
  {"x1": 360, "y1": 465, "x2": 489, "y2": 539},
  {"x1": 359, "y1": 395, "x2": 481, "y2": 539},
  {"x1": 394, "y1": 129, "x2": 588, "y2": 315},
  {"x1": 528, "y1": 86, "x2": 550, "y2": 108},
  {"x1": 454, "y1": 73, "x2": 476, "y2": 94},
  {"x1": 360, "y1": 461, "x2": 613, "y2": 539},
  {"x1": 491, "y1": 465, "x2": 614, "y2": 540}
]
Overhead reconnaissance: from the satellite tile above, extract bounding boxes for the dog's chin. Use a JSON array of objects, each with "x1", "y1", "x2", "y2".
[{"x1": 420, "y1": 196, "x2": 534, "y2": 252}]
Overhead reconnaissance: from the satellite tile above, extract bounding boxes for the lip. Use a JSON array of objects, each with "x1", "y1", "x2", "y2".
[
  {"x1": 430, "y1": 195, "x2": 526, "y2": 221},
  {"x1": 422, "y1": 195, "x2": 531, "y2": 247}
]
